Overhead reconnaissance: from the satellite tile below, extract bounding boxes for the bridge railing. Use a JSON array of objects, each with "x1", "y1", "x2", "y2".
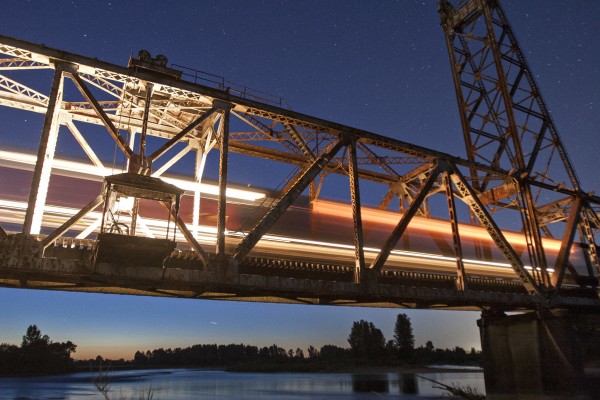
[{"x1": 171, "y1": 63, "x2": 290, "y2": 108}]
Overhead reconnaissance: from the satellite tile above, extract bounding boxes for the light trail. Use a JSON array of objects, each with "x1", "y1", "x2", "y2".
[
  {"x1": 312, "y1": 199, "x2": 563, "y2": 252},
  {"x1": 0, "y1": 148, "x2": 578, "y2": 280},
  {"x1": 0, "y1": 149, "x2": 266, "y2": 202},
  {"x1": 0, "y1": 198, "x2": 527, "y2": 278}
]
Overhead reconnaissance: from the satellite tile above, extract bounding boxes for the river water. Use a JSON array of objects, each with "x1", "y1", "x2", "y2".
[{"x1": 0, "y1": 368, "x2": 485, "y2": 399}]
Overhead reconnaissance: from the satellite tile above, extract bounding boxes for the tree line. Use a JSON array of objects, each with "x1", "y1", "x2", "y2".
[
  {"x1": 346, "y1": 315, "x2": 480, "y2": 366},
  {"x1": 0, "y1": 325, "x2": 77, "y2": 375},
  {"x1": 85, "y1": 314, "x2": 481, "y2": 371},
  {"x1": 0, "y1": 315, "x2": 481, "y2": 376}
]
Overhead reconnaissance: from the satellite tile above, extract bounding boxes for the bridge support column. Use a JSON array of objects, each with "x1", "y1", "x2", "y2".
[
  {"x1": 478, "y1": 310, "x2": 598, "y2": 400},
  {"x1": 23, "y1": 66, "x2": 64, "y2": 235}
]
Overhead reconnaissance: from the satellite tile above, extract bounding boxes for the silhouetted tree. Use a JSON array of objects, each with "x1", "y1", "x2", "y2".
[
  {"x1": 134, "y1": 351, "x2": 148, "y2": 365},
  {"x1": 385, "y1": 340, "x2": 396, "y2": 359},
  {"x1": 22, "y1": 325, "x2": 49, "y2": 348},
  {"x1": 47, "y1": 340, "x2": 77, "y2": 373},
  {"x1": 307, "y1": 345, "x2": 319, "y2": 359},
  {"x1": 347, "y1": 320, "x2": 386, "y2": 363},
  {"x1": 425, "y1": 340, "x2": 434, "y2": 352},
  {"x1": 0, "y1": 325, "x2": 77, "y2": 375},
  {"x1": 393, "y1": 314, "x2": 414, "y2": 361},
  {"x1": 319, "y1": 344, "x2": 350, "y2": 362},
  {"x1": 0, "y1": 344, "x2": 21, "y2": 375}
]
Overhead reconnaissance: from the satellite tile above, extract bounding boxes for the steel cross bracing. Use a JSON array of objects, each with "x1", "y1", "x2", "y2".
[
  {"x1": 0, "y1": 17, "x2": 597, "y2": 311},
  {"x1": 438, "y1": 0, "x2": 600, "y2": 293}
]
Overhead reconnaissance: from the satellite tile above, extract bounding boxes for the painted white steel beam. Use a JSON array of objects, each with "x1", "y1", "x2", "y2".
[{"x1": 23, "y1": 68, "x2": 64, "y2": 235}]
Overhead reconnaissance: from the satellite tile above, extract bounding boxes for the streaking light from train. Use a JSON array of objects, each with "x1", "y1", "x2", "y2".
[
  {"x1": 0, "y1": 198, "x2": 554, "y2": 274},
  {"x1": 0, "y1": 150, "x2": 266, "y2": 202}
]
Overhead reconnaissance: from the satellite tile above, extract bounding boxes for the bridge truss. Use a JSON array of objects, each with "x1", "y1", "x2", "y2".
[{"x1": 0, "y1": 0, "x2": 598, "y2": 311}]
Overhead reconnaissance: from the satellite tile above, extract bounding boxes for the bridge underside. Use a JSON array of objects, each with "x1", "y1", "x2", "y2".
[{"x1": 1, "y1": 234, "x2": 596, "y2": 311}]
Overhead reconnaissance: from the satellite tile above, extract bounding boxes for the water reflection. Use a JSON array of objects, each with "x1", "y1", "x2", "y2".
[
  {"x1": 400, "y1": 373, "x2": 418, "y2": 394},
  {"x1": 351, "y1": 372, "x2": 419, "y2": 395},
  {"x1": 351, "y1": 374, "x2": 389, "y2": 393},
  {"x1": 0, "y1": 368, "x2": 485, "y2": 399}
]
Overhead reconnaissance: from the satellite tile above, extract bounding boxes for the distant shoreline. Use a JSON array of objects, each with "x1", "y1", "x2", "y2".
[{"x1": 224, "y1": 363, "x2": 483, "y2": 374}]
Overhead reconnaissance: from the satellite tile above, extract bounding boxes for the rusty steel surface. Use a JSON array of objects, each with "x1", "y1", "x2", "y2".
[
  {"x1": 0, "y1": 0, "x2": 598, "y2": 311},
  {"x1": 0, "y1": 234, "x2": 597, "y2": 311},
  {"x1": 438, "y1": 0, "x2": 599, "y2": 293}
]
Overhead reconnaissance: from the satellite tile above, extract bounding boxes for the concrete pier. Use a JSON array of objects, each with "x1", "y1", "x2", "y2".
[{"x1": 479, "y1": 311, "x2": 599, "y2": 400}]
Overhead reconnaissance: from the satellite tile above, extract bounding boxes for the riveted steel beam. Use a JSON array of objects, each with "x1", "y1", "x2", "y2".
[
  {"x1": 517, "y1": 179, "x2": 550, "y2": 287},
  {"x1": 216, "y1": 105, "x2": 232, "y2": 262},
  {"x1": 0, "y1": 73, "x2": 49, "y2": 105},
  {"x1": 581, "y1": 206, "x2": 600, "y2": 278},
  {"x1": 41, "y1": 195, "x2": 103, "y2": 249},
  {"x1": 67, "y1": 69, "x2": 135, "y2": 160},
  {"x1": 64, "y1": 119, "x2": 104, "y2": 169},
  {"x1": 150, "y1": 106, "x2": 217, "y2": 162},
  {"x1": 442, "y1": 169, "x2": 467, "y2": 291},
  {"x1": 493, "y1": 3, "x2": 580, "y2": 190},
  {"x1": 160, "y1": 201, "x2": 207, "y2": 266},
  {"x1": 378, "y1": 190, "x2": 396, "y2": 210},
  {"x1": 22, "y1": 65, "x2": 64, "y2": 235},
  {"x1": 137, "y1": 82, "x2": 154, "y2": 161},
  {"x1": 282, "y1": 122, "x2": 315, "y2": 160},
  {"x1": 233, "y1": 138, "x2": 345, "y2": 262},
  {"x1": 347, "y1": 139, "x2": 366, "y2": 283},
  {"x1": 151, "y1": 145, "x2": 193, "y2": 177},
  {"x1": 551, "y1": 197, "x2": 582, "y2": 289},
  {"x1": 449, "y1": 163, "x2": 542, "y2": 297},
  {"x1": 370, "y1": 162, "x2": 441, "y2": 272}
]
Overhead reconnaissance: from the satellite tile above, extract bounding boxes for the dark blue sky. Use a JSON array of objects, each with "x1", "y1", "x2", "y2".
[{"x1": 0, "y1": 1, "x2": 598, "y2": 359}]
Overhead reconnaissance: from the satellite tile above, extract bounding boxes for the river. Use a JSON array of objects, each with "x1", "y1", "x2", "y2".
[{"x1": 0, "y1": 368, "x2": 485, "y2": 399}]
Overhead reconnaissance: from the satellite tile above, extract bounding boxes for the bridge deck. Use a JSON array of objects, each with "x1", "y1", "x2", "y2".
[{"x1": 0, "y1": 234, "x2": 597, "y2": 311}]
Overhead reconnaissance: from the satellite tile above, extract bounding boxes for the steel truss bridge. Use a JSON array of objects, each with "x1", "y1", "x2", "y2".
[{"x1": 0, "y1": 0, "x2": 598, "y2": 312}]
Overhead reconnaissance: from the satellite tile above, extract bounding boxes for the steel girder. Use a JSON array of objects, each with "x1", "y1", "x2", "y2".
[
  {"x1": 438, "y1": 0, "x2": 599, "y2": 292},
  {"x1": 438, "y1": 0, "x2": 580, "y2": 189},
  {"x1": 0, "y1": 32, "x2": 598, "y2": 305}
]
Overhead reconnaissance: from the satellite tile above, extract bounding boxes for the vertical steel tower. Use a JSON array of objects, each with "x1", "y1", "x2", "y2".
[{"x1": 438, "y1": 0, "x2": 599, "y2": 292}]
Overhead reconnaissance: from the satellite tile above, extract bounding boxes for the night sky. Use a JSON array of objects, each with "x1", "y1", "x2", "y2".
[{"x1": 0, "y1": 1, "x2": 598, "y2": 360}]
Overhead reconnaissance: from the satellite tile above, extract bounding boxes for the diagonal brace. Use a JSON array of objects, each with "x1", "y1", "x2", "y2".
[
  {"x1": 449, "y1": 164, "x2": 542, "y2": 296},
  {"x1": 65, "y1": 119, "x2": 104, "y2": 168},
  {"x1": 581, "y1": 205, "x2": 600, "y2": 277},
  {"x1": 551, "y1": 197, "x2": 582, "y2": 289},
  {"x1": 370, "y1": 162, "x2": 440, "y2": 272},
  {"x1": 68, "y1": 71, "x2": 134, "y2": 159},
  {"x1": 41, "y1": 195, "x2": 103, "y2": 249},
  {"x1": 159, "y1": 201, "x2": 207, "y2": 266},
  {"x1": 150, "y1": 107, "x2": 217, "y2": 162},
  {"x1": 233, "y1": 138, "x2": 345, "y2": 262}
]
